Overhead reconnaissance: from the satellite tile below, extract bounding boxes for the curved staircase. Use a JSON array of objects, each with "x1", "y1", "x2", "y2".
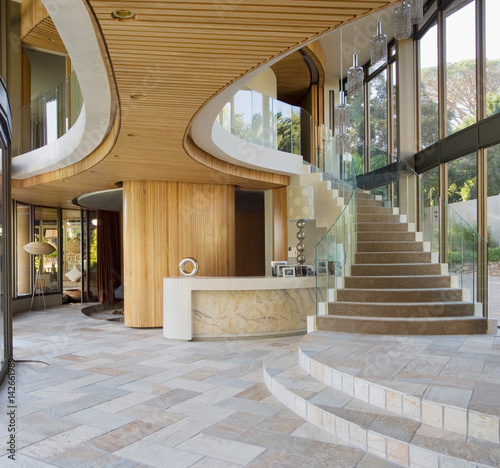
[{"x1": 316, "y1": 192, "x2": 494, "y2": 335}]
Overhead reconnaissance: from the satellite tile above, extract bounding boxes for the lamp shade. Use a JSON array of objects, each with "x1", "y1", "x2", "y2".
[
  {"x1": 288, "y1": 186, "x2": 315, "y2": 221},
  {"x1": 23, "y1": 241, "x2": 56, "y2": 256}
]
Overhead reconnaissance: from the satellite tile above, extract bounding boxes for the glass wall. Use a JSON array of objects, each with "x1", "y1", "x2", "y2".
[
  {"x1": 0, "y1": 149, "x2": 4, "y2": 372},
  {"x1": 34, "y1": 207, "x2": 59, "y2": 294},
  {"x1": 445, "y1": 0, "x2": 477, "y2": 135},
  {"x1": 486, "y1": 144, "x2": 500, "y2": 319},
  {"x1": 368, "y1": 69, "x2": 388, "y2": 170},
  {"x1": 62, "y1": 209, "x2": 81, "y2": 302},
  {"x1": 485, "y1": 0, "x2": 500, "y2": 117},
  {"x1": 419, "y1": 23, "x2": 439, "y2": 148},
  {"x1": 15, "y1": 202, "x2": 31, "y2": 296}
]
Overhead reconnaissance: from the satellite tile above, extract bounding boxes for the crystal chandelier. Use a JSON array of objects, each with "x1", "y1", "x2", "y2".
[
  {"x1": 394, "y1": 1, "x2": 411, "y2": 40},
  {"x1": 334, "y1": 90, "x2": 349, "y2": 134},
  {"x1": 347, "y1": 24, "x2": 364, "y2": 97},
  {"x1": 335, "y1": 132, "x2": 350, "y2": 156},
  {"x1": 410, "y1": 0, "x2": 424, "y2": 25},
  {"x1": 335, "y1": 28, "x2": 350, "y2": 156},
  {"x1": 370, "y1": 21, "x2": 388, "y2": 68}
]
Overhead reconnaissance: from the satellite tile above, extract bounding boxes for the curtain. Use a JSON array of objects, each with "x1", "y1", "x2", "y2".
[{"x1": 97, "y1": 210, "x2": 121, "y2": 304}]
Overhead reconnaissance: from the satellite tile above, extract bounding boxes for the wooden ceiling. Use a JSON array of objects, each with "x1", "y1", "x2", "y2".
[{"x1": 14, "y1": 0, "x2": 398, "y2": 208}]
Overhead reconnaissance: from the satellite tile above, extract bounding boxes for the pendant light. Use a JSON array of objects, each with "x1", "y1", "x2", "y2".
[
  {"x1": 410, "y1": 0, "x2": 424, "y2": 25},
  {"x1": 347, "y1": 25, "x2": 364, "y2": 97},
  {"x1": 394, "y1": 1, "x2": 411, "y2": 40},
  {"x1": 370, "y1": 21, "x2": 388, "y2": 68},
  {"x1": 335, "y1": 28, "x2": 350, "y2": 156},
  {"x1": 334, "y1": 29, "x2": 349, "y2": 133}
]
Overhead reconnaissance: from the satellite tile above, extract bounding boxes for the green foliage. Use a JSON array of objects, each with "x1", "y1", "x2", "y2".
[
  {"x1": 489, "y1": 247, "x2": 500, "y2": 262},
  {"x1": 276, "y1": 112, "x2": 301, "y2": 154}
]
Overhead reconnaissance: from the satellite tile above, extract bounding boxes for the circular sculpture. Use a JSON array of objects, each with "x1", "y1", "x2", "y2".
[{"x1": 179, "y1": 257, "x2": 199, "y2": 277}]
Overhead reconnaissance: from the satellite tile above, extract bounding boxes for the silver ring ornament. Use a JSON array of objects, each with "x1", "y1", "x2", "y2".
[{"x1": 179, "y1": 257, "x2": 199, "y2": 277}]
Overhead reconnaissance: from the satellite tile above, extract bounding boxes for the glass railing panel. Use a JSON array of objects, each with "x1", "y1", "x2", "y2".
[
  {"x1": 15, "y1": 72, "x2": 83, "y2": 157},
  {"x1": 217, "y1": 89, "x2": 311, "y2": 158},
  {"x1": 315, "y1": 229, "x2": 328, "y2": 315},
  {"x1": 251, "y1": 91, "x2": 263, "y2": 146},
  {"x1": 232, "y1": 89, "x2": 252, "y2": 141},
  {"x1": 357, "y1": 148, "x2": 487, "y2": 315},
  {"x1": 291, "y1": 105, "x2": 301, "y2": 155}
]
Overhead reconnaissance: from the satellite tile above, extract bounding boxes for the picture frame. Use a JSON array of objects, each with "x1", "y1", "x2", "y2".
[
  {"x1": 306, "y1": 265, "x2": 315, "y2": 276},
  {"x1": 271, "y1": 261, "x2": 287, "y2": 276},
  {"x1": 278, "y1": 264, "x2": 290, "y2": 277},
  {"x1": 316, "y1": 260, "x2": 327, "y2": 275},
  {"x1": 295, "y1": 265, "x2": 302, "y2": 277},
  {"x1": 282, "y1": 266, "x2": 296, "y2": 277}
]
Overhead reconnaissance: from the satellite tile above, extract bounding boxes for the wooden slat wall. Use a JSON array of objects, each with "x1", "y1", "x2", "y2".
[
  {"x1": 20, "y1": 0, "x2": 48, "y2": 38},
  {"x1": 273, "y1": 187, "x2": 289, "y2": 261},
  {"x1": 123, "y1": 180, "x2": 235, "y2": 327}
]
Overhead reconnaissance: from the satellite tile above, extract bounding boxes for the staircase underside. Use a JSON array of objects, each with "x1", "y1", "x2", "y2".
[{"x1": 317, "y1": 191, "x2": 494, "y2": 336}]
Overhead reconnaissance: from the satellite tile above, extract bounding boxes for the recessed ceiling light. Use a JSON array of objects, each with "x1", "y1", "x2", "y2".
[
  {"x1": 47, "y1": 36, "x2": 56, "y2": 42},
  {"x1": 130, "y1": 94, "x2": 146, "y2": 99},
  {"x1": 127, "y1": 133, "x2": 140, "y2": 137},
  {"x1": 111, "y1": 9, "x2": 136, "y2": 21}
]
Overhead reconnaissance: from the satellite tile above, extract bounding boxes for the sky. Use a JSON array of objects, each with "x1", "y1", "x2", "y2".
[{"x1": 420, "y1": 0, "x2": 500, "y2": 69}]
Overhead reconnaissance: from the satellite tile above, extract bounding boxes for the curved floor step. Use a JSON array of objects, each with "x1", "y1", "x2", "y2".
[
  {"x1": 299, "y1": 331, "x2": 500, "y2": 445},
  {"x1": 328, "y1": 301, "x2": 474, "y2": 317},
  {"x1": 316, "y1": 315, "x2": 491, "y2": 335},
  {"x1": 264, "y1": 358, "x2": 500, "y2": 467}
]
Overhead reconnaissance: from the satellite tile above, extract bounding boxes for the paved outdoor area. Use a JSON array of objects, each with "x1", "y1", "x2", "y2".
[{"x1": 0, "y1": 305, "x2": 384, "y2": 468}]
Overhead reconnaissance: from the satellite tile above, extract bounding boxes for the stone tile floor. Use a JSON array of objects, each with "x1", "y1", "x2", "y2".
[{"x1": 0, "y1": 305, "x2": 388, "y2": 468}]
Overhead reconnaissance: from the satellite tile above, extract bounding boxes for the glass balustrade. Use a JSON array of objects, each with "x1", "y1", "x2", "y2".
[
  {"x1": 315, "y1": 149, "x2": 358, "y2": 316},
  {"x1": 15, "y1": 72, "x2": 83, "y2": 156},
  {"x1": 355, "y1": 150, "x2": 488, "y2": 316},
  {"x1": 217, "y1": 89, "x2": 311, "y2": 158}
]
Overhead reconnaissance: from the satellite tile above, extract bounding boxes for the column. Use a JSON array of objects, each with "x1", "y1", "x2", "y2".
[{"x1": 122, "y1": 181, "x2": 235, "y2": 328}]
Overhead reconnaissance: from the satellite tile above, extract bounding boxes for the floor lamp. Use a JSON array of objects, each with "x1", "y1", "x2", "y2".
[
  {"x1": 23, "y1": 241, "x2": 56, "y2": 310},
  {"x1": 288, "y1": 186, "x2": 315, "y2": 265}
]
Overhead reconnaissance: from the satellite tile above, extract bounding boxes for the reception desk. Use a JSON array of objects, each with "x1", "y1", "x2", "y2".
[{"x1": 163, "y1": 276, "x2": 316, "y2": 340}]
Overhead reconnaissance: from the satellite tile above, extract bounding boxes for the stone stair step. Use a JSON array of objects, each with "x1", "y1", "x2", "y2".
[
  {"x1": 357, "y1": 192, "x2": 377, "y2": 199},
  {"x1": 357, "y1": 241, "x2": 424, "y2": 253},
  {"x1": 355, "y1": 252, "x2": 432, "y2": 264},
  {"x1": 357, "y1": 205, "x2": 395, "y2": 214},
  {"x1": 264, "y1": 355, "x2": 500, "y2": 467},
  {"x1": 351, "y1": 263, "x2": 446, "y2": 276},
  {"x1": 344, "y1": 275, "x2": 452, "y2": 289},
  {"x1": 336, "y1": 288, "x2": 463, "y2": 303},
  {"x1": 356, "y1": 198, "x2": 384, "y2": 207},
  {"x1": 357, "y1": 231, "x2": 418, "y2": 242},
  {"x1": 358, "y1": 214, "x2": 402, "y2": 223},
  {"x1": 327, "y1": 301, "x2": 474, "y2": 317},
  {"x1": 358, "y1": 222, "x2": 411, "y2": 232},
  {"x1": 316, "y1": 315, "x2": 489, "y2": 335}
]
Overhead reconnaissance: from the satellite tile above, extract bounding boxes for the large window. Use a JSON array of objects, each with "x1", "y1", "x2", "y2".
[
  {"x1": 485, "y1": 0, "x2": 500, "y2": 117},
  {"x1": 419, "y1": 23, "x2": 439, "y2": 148},
  {"x1": 486, "y1": 144, "x2": 500, "y2": 319},
  {"x1": 34, "y1": 207, "x2": 59, "y2": 294},
  {"x1": 368, "y1": 70, "x2": 388, "y2": 170},
  {"x1": 445, "y1": 0, "x2": 477, "y2": 135}
]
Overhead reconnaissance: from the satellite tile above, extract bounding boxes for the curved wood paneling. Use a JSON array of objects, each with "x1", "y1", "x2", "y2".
[
  {"x1": 123, "y1": 180, "x2": 235, "y2": 328},
  {"x1": 13, "y1": 0, "x2": 399, "y2": 208}
]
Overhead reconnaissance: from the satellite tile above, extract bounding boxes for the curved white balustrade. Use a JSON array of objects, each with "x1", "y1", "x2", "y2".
[{"x1": 12, "y1": 0, "x2": 114, "y2": 179}]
